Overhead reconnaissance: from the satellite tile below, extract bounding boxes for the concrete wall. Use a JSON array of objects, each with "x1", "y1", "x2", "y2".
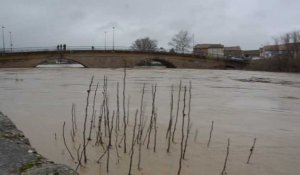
[{"x1": 0, "y1": 111, "x2": 78, "y2": 175}]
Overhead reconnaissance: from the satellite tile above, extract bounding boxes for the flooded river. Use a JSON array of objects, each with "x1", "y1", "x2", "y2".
[{"x1": 0, "y1": 68, "x2": 300, "y2": 175}]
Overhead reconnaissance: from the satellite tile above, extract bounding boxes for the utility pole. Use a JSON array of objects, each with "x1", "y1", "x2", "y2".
[
  {"x1": 192, "y1": 33, "x2": 195, "y2": 55},
  {"x1": 104, "y1": 31, "x2": 107, "y2": 51},
  {"x1": 112, "y1": 26, "x2": 115, "y2": 51},
  {"x1": 9, "y1": 32, "x2": 13, "y2": 52},
  {"x1": 1, "y1": 26, "x2": 5, "y2": 53},
  {"x1": 192, "y1": 33, "x2": 195, "y2": 48}
]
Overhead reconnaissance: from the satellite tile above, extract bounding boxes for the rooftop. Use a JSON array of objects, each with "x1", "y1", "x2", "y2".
[
  {"x1": 224, "y1": 46, "x2": 241, "y2": 51},
  {"x1": 194, "y1": 44, "x2": 224, "y2": 49}
]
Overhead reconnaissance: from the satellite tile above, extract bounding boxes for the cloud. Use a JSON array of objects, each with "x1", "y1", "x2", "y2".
[{"x1": 1, "y1": 0, "x2": 299, "y2": 49}]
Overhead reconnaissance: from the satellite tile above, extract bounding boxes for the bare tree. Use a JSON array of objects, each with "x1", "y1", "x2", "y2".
[
  {"x1": 251, "y1": 30, "x2": 300, "y2": 72},
  {"x1": 168, "y1": 30, "x2": 192, "y2": 53},
  {"x1": 272, "y1": 37, "x2": 280, "y2": 56},
  {"x1": 281, "y1": 33, "x2": 292, "y2": 58},
  {"x1": 291, "y1": 30, "x2": 300, "y2": 58},
  {"x1": 131, "y1": 37, "x2": 158, "y2": 52},
  {"x1": 281, "y1": 30, "x2": 300, "y2": 58}
]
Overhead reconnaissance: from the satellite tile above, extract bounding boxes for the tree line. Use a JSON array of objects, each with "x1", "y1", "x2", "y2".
[
  {"x1": 249, "y1": 30, "x2": 300, "y2": 72},
  {"x1": 273, "y1": 30, "x2": 300, "y2": 59},
  {"x1": 131, "y1": 30, "x2": 193, "y2": 53}
]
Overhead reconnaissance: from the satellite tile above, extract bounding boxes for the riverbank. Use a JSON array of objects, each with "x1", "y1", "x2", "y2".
[
  {"x1": 0, "y1": 111, "x2": 78, "y2": 175},
  {"x1": 248, "y1": 56, "x2": 300, "y2": 73}
]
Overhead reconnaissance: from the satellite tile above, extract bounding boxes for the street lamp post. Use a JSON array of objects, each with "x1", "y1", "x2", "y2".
[
  {"x1": 9, "y1": 32, "x2": 13, "y2": 52},
  {"x1": 104, "y1": 31, "x2": 107, "y2": 51},
  {"x1": 1, "y1": 26, "x2": 5, "y2": 53},
  {"x1": 192, "y1": 33, "x2": 195, "y2": 48},
  {"x1": 112, "y1": 27, "x2": 115, "y2": 51}
]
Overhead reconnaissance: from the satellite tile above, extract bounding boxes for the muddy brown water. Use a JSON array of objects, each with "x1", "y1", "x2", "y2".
[{"x1": 0, "y1": 67, "x2": 300, "y2": 175}]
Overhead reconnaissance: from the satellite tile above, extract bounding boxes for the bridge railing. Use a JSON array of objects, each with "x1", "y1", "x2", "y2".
[
  {"x1": 0, "y1": 47, "x2": 251, "y2": 64},
  {"x1": 0, "y1": 46, "x2": 127, "y2": 53},
  {"x1": 1, "y1": 47, "x2": 57, "y2": 53}
]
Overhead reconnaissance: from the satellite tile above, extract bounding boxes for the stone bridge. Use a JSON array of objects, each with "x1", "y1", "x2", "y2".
[{"x1": 0, "y1": 50, "x2": 247, "y2": 69}]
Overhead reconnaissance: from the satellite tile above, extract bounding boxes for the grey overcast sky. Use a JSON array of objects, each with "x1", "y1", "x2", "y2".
[{"x1": 1, "y1": 0, "x2": 299, "y2": 50}]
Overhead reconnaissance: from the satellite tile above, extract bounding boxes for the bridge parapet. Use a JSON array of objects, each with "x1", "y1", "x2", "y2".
[{"x1": 0, "y1": 49, "x2": 247, "y2": 69}]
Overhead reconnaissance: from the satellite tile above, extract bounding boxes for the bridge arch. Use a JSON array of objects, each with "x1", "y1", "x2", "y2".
[
  {"x1": 135, "y1": 58, "x2": 176, "y2": 68},
  {"x1": 34, "y1": 58, "x2": 87, "y2": 68}
]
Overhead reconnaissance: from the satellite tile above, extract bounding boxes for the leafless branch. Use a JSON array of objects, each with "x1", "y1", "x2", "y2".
[
  {"x1": 172, "y1": 80, "x2": 182, "y2": 143},
  {"x1": 62, "y1": 121, "x2": 74, "y2": 160},
  {"x1": 207, "y1": 120, "x2": 214, "y2": 148},
  {"x1": 247, "y1": 138, "x2": 257, "y2": 164},
  {"x1": 221, "y1": 138, "x2": 230, "y2": 175},
  {"x1": 83, "y1": 75, "x2": 94, "y2": 163}
]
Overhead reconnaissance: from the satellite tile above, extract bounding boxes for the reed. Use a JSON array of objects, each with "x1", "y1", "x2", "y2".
[
  {"x1": 193, "y1": 129, "x2": 198, "y2": 143},
  {"x1": 221, "y1": 138, "x2": 230, "y2": 175},
  {"x1": 95, "y1": 98, "x2": 104, "y2": 146},
  {"x1": 167, "y1": 85, "x2": 174, "y2": 153},
  {"x1": 106, "y1": 111, "x2": 115, "y2": 172},
  {"x1": 88, "y1": 82, "x2": 99, "y2": 140},
  {"x1": 146, "y1": 84, "x2": 157, "y2": 149},
  {"x1": 247, "y1": 138, "x2": 257, "y2": 164},
  {"x1": 137, "y1": 84, "x2": 145, "y2": 145},
  {"x1": 207, "y1": 120, "x2": 214, "y2": 148},
  {"x1": 71, "y1": 103, "x2": 77, "y2": 142},
  {"x1": 177, "y1": 86, "x2": 187, "y2": 175},
  {"x1": 183, "y1": 81, "x2": 192, "y2": 159},
  {"x1": 83, "y1": 76, "x2": 94, "y2": 163},
  {"x1": 123, "y1": 60, "x2": 127, "y2": 153},
  {"x1": 127, "y1": 95, "x2": 130, "y2": 125},
  {"x1": 116, "y1": 82, "x2": 120, "y2": 131},
  {"x1": 153, "y1": 110, "x2": 158, "y2": 153},
  {"x1": 137, "y1": 84, "x2": 146, "y2": 170},
  {"x1": 172, "y1": 80, "x2": 182, "y2": 143},
  {"x1": 62, "y1": 121, "x2": 74, "y2": 160},
  {"x1": 128, "y1": 110, "x2": 138, "y2": 175}
]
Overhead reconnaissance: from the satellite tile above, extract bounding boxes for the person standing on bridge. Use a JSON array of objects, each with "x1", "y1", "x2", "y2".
[{"x1": 63, "y1": 44, "x2": 66, "y2": 51}]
